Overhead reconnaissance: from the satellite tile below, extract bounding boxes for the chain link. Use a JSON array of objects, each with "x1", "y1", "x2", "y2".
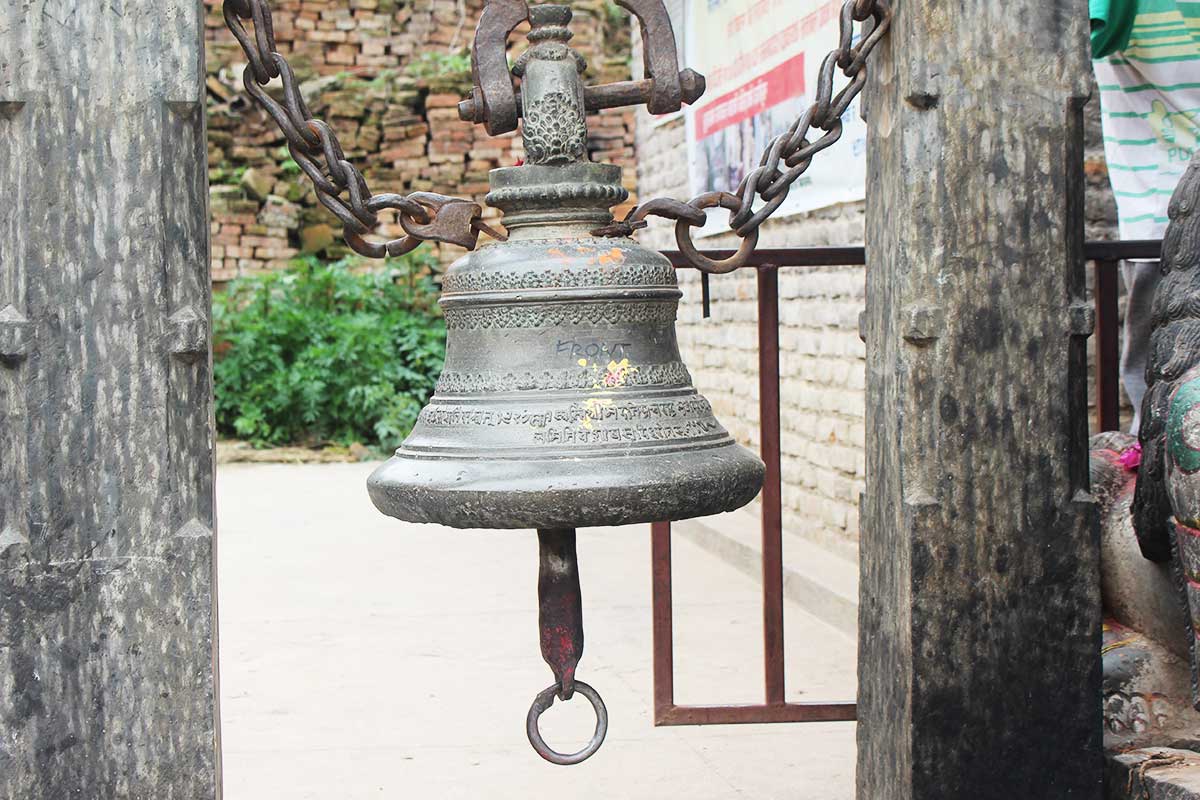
[
  {"x1": 222, "y1": 0, "x2": 506, "y2": 259},
  {"x1": 227, "y1": 0, "x2": 888, "y2": 265},
  {"x1": 598, "y1": 0, "x2": 892, "y2": 272}
]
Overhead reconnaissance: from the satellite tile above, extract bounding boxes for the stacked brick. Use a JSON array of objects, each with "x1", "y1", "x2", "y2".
[{"x1": 203, "y1": 0, "x2": 638, "y2": 283}]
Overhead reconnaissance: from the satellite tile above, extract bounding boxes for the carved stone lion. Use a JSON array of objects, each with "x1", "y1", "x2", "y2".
[{"x1": 1131, "y1": 151, "x2": 1200, "y2": 711}]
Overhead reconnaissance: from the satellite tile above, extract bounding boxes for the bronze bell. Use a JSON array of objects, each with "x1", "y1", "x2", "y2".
[
  {"x1": 367, "y1": 2, "x2": 764, "y2": 765},
  {"x1": 366, "y1": 197, "x2": 765, "y2": 528}
]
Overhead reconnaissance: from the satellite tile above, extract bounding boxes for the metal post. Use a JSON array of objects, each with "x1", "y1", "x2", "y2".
[
  {"x1": 0, "y1": 3, "x2": 220, "y2": 796},
  {"x1": 651, "y1": 520, "x2": 675, "y2": 721},
  {"x1": 1095, "y1": 259, "x2": 1121, "y2": 432},
  {"x1": 859, "y1": 1, "x2": 1100, "y2": 797},
  {"x1": 757, "y1": 267, "x2": 785, "y2": 706}
]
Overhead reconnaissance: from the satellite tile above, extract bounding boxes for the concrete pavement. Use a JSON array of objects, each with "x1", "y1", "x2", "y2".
[{"x1": 216, "y1": 462, "x2": 856, "y2": 799}]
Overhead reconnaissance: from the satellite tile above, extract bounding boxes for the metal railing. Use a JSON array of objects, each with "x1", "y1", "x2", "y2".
[
  {"x1": 649, "y1": 239, "x2": 1161, "y2": 726},
  {"x1": 1089, "y1": 240, "x2": 1163, "y2": 431}
]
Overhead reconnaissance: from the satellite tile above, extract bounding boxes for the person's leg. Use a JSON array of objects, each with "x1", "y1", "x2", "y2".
[{"x1": 1121, "y1": 260, "x2": 1162, "y2": 435}]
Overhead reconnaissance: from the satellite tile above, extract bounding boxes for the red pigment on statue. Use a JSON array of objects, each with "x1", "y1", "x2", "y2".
[{"x1": 1177, "y1": 520, "x2": 1200, "y2": 538}]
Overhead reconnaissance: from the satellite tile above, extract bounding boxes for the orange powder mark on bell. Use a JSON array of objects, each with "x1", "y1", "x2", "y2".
[{"x1": 597, "y1": 248, "x2": 625, "y2": 266}]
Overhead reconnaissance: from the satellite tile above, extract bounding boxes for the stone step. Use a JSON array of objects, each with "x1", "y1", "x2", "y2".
[{"x1": 1106, "y1": 747, "x2": 1200, "y2": 799}]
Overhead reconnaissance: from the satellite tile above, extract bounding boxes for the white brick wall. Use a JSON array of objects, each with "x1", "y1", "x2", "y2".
[
  {"x1": 634, "y1": 81, "x2": 1117, "y2": 557},
  {"x1": 635, "y1": 105, "x2": 870, "y2": 555}
]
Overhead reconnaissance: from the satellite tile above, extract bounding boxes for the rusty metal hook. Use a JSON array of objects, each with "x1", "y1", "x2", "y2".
[
  {"x1": 526, "y1": 680, "x2": 608, "y2": 766},
  {"x1": 613, "y1": 0, "x2": 684, "y2": 114},
  {"x1": 461, "y1": 0, "x2": 530, "y2": 136}
]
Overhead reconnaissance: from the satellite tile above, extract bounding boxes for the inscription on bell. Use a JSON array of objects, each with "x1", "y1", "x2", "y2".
[
  {"x1": 434, "y1": 362, "x2": 693, "y2": 394},
  {"x1": 418, "y1": 397, "x2": 716, "y2": 429},
  {"x1": 556, "y1": 339, "x2": 632, "y2": 360},
  {"x1": 534, "y1": 420, "x2": 722, "y2": 445}
]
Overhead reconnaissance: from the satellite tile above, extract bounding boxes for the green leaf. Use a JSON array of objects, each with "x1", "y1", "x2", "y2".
[{"x1": 212, "y1": 253, "x2": 445, "y2": 449}]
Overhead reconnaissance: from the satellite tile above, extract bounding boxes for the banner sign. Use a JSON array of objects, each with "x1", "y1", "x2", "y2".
[{"x1": 684, "y1": 0, "x2": 867, "y2": 236}]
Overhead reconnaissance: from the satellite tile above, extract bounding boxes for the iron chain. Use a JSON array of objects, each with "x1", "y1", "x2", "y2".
[
  {"x1": 222, "y1": 0, "x2": 505, "y2": 258},
  {"x1": 598, "y1": 0, "x2": 892, "y2": 273},
  {"x1": 226, "y1": 0, "x2": 888, "y2": 264}
]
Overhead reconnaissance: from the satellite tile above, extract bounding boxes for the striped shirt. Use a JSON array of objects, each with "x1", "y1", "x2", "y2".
[{"x1": 1092, "y1": 0, "x2": 1200, "y2": 240}]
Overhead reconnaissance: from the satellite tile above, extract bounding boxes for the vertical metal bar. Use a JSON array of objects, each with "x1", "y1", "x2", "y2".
[
  {"x1": 537, "y1": 529, "x2": 584, "y2": 699},
  {"x1": 701, "y1": 272, "x2": 712, "y2": 318},
  {"x1": 1095, "y1": 259, "x2": 1121, "y2": 432},
  {"x1": 757, "y1": 267, "x2": 786, "y2": 705},
  {"x1": 651, "y1": 520, "x2": 675, "y2": 721}
]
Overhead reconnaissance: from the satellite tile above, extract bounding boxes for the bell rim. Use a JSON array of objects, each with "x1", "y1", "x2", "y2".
[
  {"x1": 393, "y1": 431, "x2": 736, "y2": 461},
  {"x1": 366, "y1": 441, "x2": 766, "y2": 530}
]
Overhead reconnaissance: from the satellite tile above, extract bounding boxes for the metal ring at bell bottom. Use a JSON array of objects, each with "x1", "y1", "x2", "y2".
[{"x1": 526, "y1": 680, "x2": 608, "y2": 766}]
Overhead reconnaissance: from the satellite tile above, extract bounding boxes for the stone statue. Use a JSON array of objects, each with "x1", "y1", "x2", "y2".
[
  {"x1": 1134, "y1": 151, "x2": 1200, "y2": 567},
  {"x1": 1100, "y1": 152, "x2": 1200, "y2": 753},
  {"x1": 1071, "y1": 148, "x2": 1200, "y2": 800},
  {"x1": 1094, "y1": 431, "x2": 1191, "y2": 741},
  {"x1": 1120, "y1": 151, "x2": 1200, "y2": 716}
]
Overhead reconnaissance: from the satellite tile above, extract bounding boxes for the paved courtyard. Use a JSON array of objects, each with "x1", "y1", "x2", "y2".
[{"x1": 217, "y1": 462, "x2": 856, "y2": 799}]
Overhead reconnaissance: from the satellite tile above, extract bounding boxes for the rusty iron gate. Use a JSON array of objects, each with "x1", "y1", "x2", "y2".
[{"x1": 646, "y1": 240, "x2": 1161, "y2": 726}]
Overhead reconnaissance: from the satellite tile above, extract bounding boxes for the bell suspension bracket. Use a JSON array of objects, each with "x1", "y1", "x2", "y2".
[{"x1": 457, "y1": 0, "x2": 705, "y2": 134}]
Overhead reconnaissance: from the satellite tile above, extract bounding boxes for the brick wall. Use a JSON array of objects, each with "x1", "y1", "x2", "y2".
[
  {"x1": 635, "y1": 57, "x2": 1119, "y2": 556},
  {"x1": 204, "y1": 0, "x2": 637, "y2": 282}
]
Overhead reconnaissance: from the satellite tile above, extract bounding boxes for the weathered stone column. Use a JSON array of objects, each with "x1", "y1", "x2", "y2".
[
  {"x1": 858, "y1": 1, "x2": 1099, "y2": 798},
  {"x1": 0, "y1": 2, "x2": 220, "y2": 797}
]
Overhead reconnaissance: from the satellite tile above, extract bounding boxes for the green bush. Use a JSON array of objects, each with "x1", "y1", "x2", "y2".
[{"x1": 212, "y1": 254, "x2": 445, "y2": 452}]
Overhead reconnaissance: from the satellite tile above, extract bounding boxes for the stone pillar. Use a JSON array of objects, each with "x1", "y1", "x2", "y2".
[
  {"x1": 0, "y1": 2, "x2": 220, "y2": 797},
  {"x1": 858, "y1": 1, "x2": 1099, "y2": 798}
]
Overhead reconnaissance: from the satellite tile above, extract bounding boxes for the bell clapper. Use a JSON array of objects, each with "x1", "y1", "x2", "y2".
[
  {"x1": 536, "y1": 529, "x2": 584, "y2": 699},
  {"x1": 527, "y1": 528, "x2": 608, "y2": 765}
]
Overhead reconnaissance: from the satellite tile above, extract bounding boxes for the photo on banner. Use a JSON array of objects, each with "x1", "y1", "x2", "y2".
[{"x1": 684, "y1": 0, "x2": 867, "y2": 237}]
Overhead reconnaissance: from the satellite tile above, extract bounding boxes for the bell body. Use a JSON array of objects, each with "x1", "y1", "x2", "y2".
[
  {"x1": 367, "y1": 174, "x2": 764, "y2": 530},
  {"x1": 367, "y1": 6, "x2": 763, "y2": 531}
]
